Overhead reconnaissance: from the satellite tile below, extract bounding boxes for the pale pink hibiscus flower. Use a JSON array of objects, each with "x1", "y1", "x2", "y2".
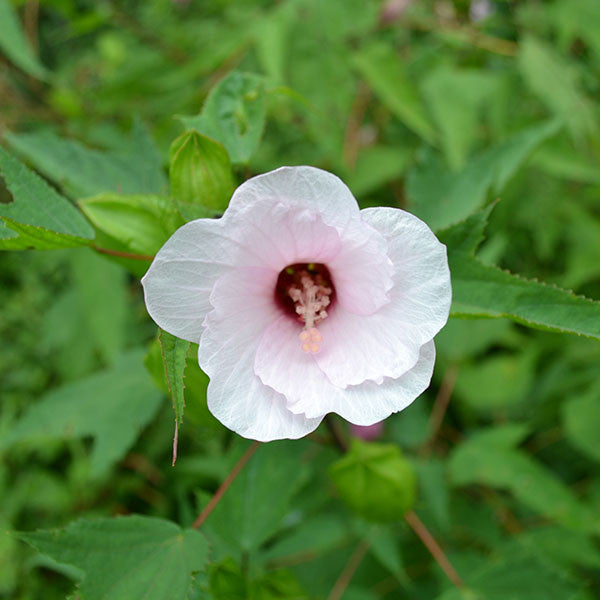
[{"x1": 142, "y1": 167, "x2": 451, "y2": 441}]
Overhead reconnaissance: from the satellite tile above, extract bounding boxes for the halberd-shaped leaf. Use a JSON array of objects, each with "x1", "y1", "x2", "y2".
[
  {"x1": 0, "y1": 148, "x2": 94, "y2": 250},
  {"x1": 18, "y1": 516, "x2": 209, "y2": 600},
  {"x1": 169, "y1": 131, "x2": 235, "y2": 219},
  {"x1": 330, "y1": 440, "x2": 416, "y2": 522},
  {"x1": 440, "y1": 208, "x2": 600, "y2": 340},
  {"x1": 179, "y1": 71, "x2": 266, "y2": 165}
]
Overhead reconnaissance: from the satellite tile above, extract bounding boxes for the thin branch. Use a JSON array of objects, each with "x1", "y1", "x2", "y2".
[
  {"x1": 325, "y1": 414, "x2": 349, "y2": 452},
  {"x1": 398, "y1": 16, "x2": 518, "y2": 56},
  {"x1": 327, "y1": 540, "x2": 370, "y2": 600},
  {"x1": 24, "y1": 1, "x2": 40, "y2": 54},
  {"x1": 420, "y1": 365, "x2": 459, "y2": 456},
  {"x1": 342, "y1": 81, "x2": 371, "y2": 169},
  {"x1": 92, "y1": 245, "x2": 155, "y2": 261},
  {"x1": 192, "y1": 441, "x2": 261, "y2": 529},
  {"x1": 404, "y1": 510, "x2": 463, "y2": 588}
]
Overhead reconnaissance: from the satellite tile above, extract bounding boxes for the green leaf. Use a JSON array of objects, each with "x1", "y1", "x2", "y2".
[
  {"x1": 421, "y1": 68, "x2": 500, "y2": 170},
  {"x1": 203, "y1": 441, "x2": 309, "y2": 554},
  {"x1": 353, "y1": 42, "x2": 435, "y2": 143},
  {"x1": 4, "y1": 123, "x2": 167, "y2": 199},
  {"x1": 448, "y1": 427, "x2": 598, "y2": 533},
  {"x1": 79, "y1": 193, "x2": 184, "y2": 255},
  {"x1": 518, "y1": 36, "x2": 598, "y2": 142},
  {"x1": 209, "y1": 559, "x2": 307, "y2": 600},
  {"x1": 0, "y1": 350, "x2": 163, "y2": 477},
  {"x1": 70, "y1": 248, "x2": 129, "y2": 365},
  {"x1": 180, "y1": 71, "x2": 266, "y2": 165},
  {"x1": 407, "y1": 120, "x2": 560, "y2": 231},
  {"x1": 346, "y1": 145, "x2": 413, "y2": 199},
  {"x1": 437, "y1": 550, "x2": 584, "y2": 600},
  {"x1": 563, "y1": 388, "x2": 600, "y2": 462},
  {"x1": 450, "y1": 255, "x2": 600, "y2": 340},
  {"x1": 260, "y1": 515, "x2": 349, "y2": 564},
  {"x1": 0, "y1": 147, "x2": 94, "y2": 249},
  {"x1": 365, "y1": 525, "x2": 406, "y2": 583},
  {"x1": 0, "y1": 0, "x2": 48, "y2": 79},
  {"x1": 507, "y1": 526, "x2": 600, "y2": 571},
  {"x1": 159, "y1": 330, "x2": 190, "y2": 426},
  {"x1": 330, "y1": 440, "x2": 416, "y2": 522},
  {"x1": 169, "y1": 130, "x2": 235, "y2": 219},
  {"x1": 453, "y1": 350, "x2": 536, "y2": 412},
  {"x1": 439, "y1": 209, "x2": 600, "y2": 340},
  {"x1": 18, "y1": 515, "x2": 209, "y2": 600}
]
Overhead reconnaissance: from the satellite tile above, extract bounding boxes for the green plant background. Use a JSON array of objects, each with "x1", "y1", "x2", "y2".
[{"x1": 1, "y1": 0, "x2": 600, "y2": 598}]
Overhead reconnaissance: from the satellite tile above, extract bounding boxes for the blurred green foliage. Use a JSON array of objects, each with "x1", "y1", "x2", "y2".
[{"x1": 1, "y1": 0, "x2": 600, "y2": 598}]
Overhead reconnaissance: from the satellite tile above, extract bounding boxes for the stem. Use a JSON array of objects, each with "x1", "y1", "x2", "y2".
[
  {"x1": 325, "y1": 415, "x2": 349, "y2": 452},
  {"x1": 327, "y1": 540, "x2": 370, "y2": 600},
  {"x1": 192, "y1": 441, "x2": 260, "y2": 529},
  {"x1": 92, "y1": 245, "x2": 155, "y2": 261},
  {"x1": 404, "y1": 510, "x2": 463, "y2": 587},
  {"x1": 342, "y1": 82, "x2": 371, "y2": 169},
  {"x1": 420, "y1": 365, "x2": 459, "y2": 455}
]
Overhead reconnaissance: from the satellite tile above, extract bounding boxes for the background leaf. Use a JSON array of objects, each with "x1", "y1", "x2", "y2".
[
  {"x1": 4, "y1": 123, "x2": 167, "y2": 199},
  {"x1": 0, "y1": 148, "x2": 94, "y2": 249},
  {"x1": 1, "y1": 350, "x2": 163, "y2": 477},
  {"x1": 19, "y1": 516, "x2": 209, "y2": 600},
  {"x1": 179, "y1": 71, "x2": 266, "y2": 165},
  {"x1": 0, "y1": 0, "x2": 48, "y2": 79}
]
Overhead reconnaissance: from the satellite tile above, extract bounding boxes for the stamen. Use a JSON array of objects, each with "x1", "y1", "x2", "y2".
[
  {"x1": 287, "y1": 270, "x2": 332, "y2": 353},
  {"x1": 275, "y1": 262, "x2": 335, "y2": 354}
]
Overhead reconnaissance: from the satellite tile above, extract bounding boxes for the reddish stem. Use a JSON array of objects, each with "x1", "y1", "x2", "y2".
[
  {"x1": 92, "y1": 245, "x2": 155, "y2": 261},
  {"x1": 404, "y1": 510, "x2": 463, "y2": 587},
  {"x1": 192, "y1": 441, "x2": 261, "y2": 529},
  {"x1": 327, "y1": 540, "x2": 370, "y2": 600}
]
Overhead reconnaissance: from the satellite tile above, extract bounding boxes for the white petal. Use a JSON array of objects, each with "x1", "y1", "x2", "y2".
[
  {"x1": 141, "y1": 218, "x2": 239, "y2": 343},
  {"x1": 327, "y1": 217, "x2": 394, "y2": 315},
  {"x1": 199, "y1": 268, "x2": 322, "y2": 441},
  {"x1": 254, "y1": 315, "x2": 436, "y2": 426},
  {"x1": 231, "y1": 201, "x2": 343, "y2": 272},
  {"x1": 254, "y1": 314, "x2": 326, "y2": 404},
  {"x1": 288, "y1": 340, "x2": 437, "y2": 425},
  {"x1": 314, "y1": 207, "x2": 451, "y2": 387},
  {"x1": 226, "y1": 166, "x2": 360, "y2": 235}
]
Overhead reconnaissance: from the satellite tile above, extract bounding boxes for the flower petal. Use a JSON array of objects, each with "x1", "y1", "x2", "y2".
[
  {"x1": 288, "y1": 340, "x2": 437, "y2": 425},
  {"x1": 226, "y1": 166, "x2": 360, "y2": 234},
  {"x1": 231, "y1": 201, "x2": 343, "y2": 271},
  {"x1": 314, "y1": 207, "x2": 451, "y2": 387},
  {"x1": 199, "y1": 267, "x2": 322, "y2": 441},
  {"x1": 254, "y1": 315, "x2": 435, "y2": 425},
  {"x1": 228, "y1": 167, "x2": 394, "y2": 313},
  {"x1": 141, "y1": 218, "x2": 239, "y2": 343},
  {"x1": 327, "y1": 218, "x2": 394, "y2": 315}
]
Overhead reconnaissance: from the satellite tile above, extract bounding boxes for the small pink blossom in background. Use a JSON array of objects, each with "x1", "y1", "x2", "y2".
[
  {"x1": 351, "y1": 422, "x2": 384, "y2": 441},
  {"x1": 142, "y1": 166, "x2": 451, "y2": 442}
]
